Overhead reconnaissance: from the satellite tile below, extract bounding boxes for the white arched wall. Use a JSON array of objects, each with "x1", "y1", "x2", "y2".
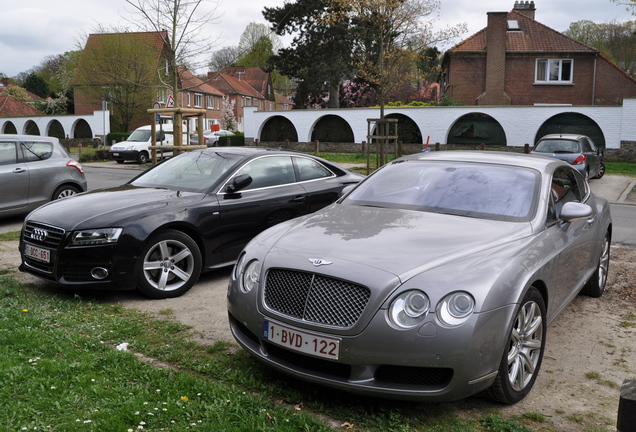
[
  {"x1": 0, "y1": 111, "x2": 109, "y2": 139},
  {"x1": 245, "y1": 100, "x2": 635, "y2": 149}
]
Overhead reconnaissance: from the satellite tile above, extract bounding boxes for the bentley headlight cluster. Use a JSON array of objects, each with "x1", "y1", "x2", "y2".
[
  {"x1": 238, "y1": 258, "x2": 260, "y2": 293},
  {"x1": 389, "y1": 290, "x2": 430, "y2": 328},
  {"x1": 436, "y1": 292, "x2": 475, "y2": 327},
  {"x1": 71, "y1": 228, "x2": 123, "y2": 246},
  {"x1": 389, "y1": 290, "x2": 475, "y2": 329}
]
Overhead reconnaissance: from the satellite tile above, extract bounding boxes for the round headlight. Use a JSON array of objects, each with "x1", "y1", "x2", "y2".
[
  {"x1": 234, "y1": 253, "x2": 245, "y2": 280},
  {"x1": 437, "y1": 292, "x2": 475, "y2": 327},
  {"x1": 389, "y1": 290, "x2": 430, "y2": 329},
  {"x1": 241, "y1": 259, "x2": 260, "y2": 293}
]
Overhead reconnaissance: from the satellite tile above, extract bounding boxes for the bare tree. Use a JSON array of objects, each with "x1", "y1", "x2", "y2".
[
  {"x1": 209, "y1": 46, "x2": 239, "y2": 71},
  {"x1": 330, "y1": 0, "x2": 465, "y2": 119},
  {"x1": 123, "y1": 0, "x2": 222, "y2": 103}
]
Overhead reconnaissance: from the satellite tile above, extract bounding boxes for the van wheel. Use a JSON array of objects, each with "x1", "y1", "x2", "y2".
[{"x1": 137, "y1": 151, "x2": 149, "y2": 164}]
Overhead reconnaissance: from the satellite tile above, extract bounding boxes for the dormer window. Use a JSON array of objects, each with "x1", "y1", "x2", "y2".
[
  {"x1": 507, "y1": 20, "x2": 520, "y2": 31},
  {"x1": 535, "y1": 59, "x2": 573, "y2": 84}
]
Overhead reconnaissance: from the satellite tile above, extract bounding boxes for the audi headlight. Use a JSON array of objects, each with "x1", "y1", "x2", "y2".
[
  {"x1": 389, "y1": 290, "x2": 430, "y2": 328},
  {"x1": 71, "y1": 228, "x2": 123, "y2": 246},
  {"x1": 241, "y1": 259, "x2": 261, "y2": 293},
  {"x1": 437, "y1": 292, "x2": 475, "y2": 327}
]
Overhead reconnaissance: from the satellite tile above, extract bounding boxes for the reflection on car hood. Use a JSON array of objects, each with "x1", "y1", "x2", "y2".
[
  {"x1": 269, "y1": 204, "x2": 533, "y2": 279},
  {"x1": 27, "y1": 186, "x2": 205, "y2": 230}
]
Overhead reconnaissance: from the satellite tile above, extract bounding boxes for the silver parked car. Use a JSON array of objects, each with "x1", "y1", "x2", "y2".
[
  {"x1": 531, "y1": 133, "x2": 605, "y2": 180},
  {"x1": 190, "y1": 130, "x2": 234, "y2": 147},
  {"x1": 227, "y1": 151, "x2": 611, "y2": 404},
  {"x1": 0, "y1": 135, "x2": 87, "y2": 217}
]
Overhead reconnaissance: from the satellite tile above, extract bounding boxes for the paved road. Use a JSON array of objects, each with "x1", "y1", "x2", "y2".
[{"x1": 609, "y1": 203, "x2": 636, "y2": 246}]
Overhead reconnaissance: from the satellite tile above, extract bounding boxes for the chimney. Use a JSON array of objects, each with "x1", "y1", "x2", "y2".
[
  {"x1": 477, "y1": 12, "x2": 511, "y2": 106},
  {"x1": 513, "y1": 1, "x2": 536, "y2": 20}
]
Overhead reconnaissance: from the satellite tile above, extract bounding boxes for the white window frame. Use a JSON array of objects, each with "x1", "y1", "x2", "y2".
[
  {"x1": 535, "y1": 59, "x2": 573, "y2": 84},
  {"x1": 206, "y1": 96, "x2": 214, "y2": 109},
  {"x1": 157, "y1": 88, "x2": 167, "y2": 103},
  {"x1": 187, "y1": 93, "x2": 191, "y2": 107},
  {"x1": 194, "y1": 93, "x2": 202, "y2": 108}
]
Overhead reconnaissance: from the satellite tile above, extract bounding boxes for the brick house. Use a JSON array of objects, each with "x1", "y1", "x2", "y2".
[
  {"x1": 176, "y1": 68, "x2": 225, "y2": 133},
  {"x1": 223, "y1": 67, "x2": 277, "y2": 111},
  {"x1": 207, "y1": 72, "x2": 265, "y2": 132},
  {"x1": 440, "y1": 1, "x2": 636, "y2": 107},
  {"x1": 72, "y1": 31, "x2": 173, "y2": 132}
]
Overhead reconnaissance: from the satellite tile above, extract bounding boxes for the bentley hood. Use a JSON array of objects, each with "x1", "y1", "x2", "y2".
[{"x1": 266, "y1": 204, "x2": 534, "y2": 280}]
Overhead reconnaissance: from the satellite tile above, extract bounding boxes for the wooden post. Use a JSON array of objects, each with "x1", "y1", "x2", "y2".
[
  {"x1": 315, "y1": 140, "x2": 320, "y2": 153},
  {"x1": 151, "y1": 122, "x2": 157, "y2": 164},
  {"x1": 618, "y1": 380, "x2": 636, "y2": 432},
  {"x1": 524, "y1": 143, "x2": 530, "y2": 154},
  {"x1": 435, "y1": 143, "x2": 440, "y2": 151}
]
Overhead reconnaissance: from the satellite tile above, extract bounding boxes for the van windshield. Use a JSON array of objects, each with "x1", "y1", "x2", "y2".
[{"x1": 127, "y1": 130, "x2": 152, "y2": 142}]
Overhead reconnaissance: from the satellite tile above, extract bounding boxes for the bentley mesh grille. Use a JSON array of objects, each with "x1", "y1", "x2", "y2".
[{"x1": 264, "y1": 269, "x2": 370, "y2": 328}]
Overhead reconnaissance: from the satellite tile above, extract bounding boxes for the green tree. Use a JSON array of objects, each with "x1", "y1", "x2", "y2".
[
  {"x1": 3, "y1": 85, "x2": 31, "y2": 103},
  {"x1": 331, "y1": 0, "x2": 465, "y2": 118},
  {"x1": 74, "y1": 31, "x2": 162, "y2": 131},
  {"x1": 23, "y1": 72, "x2": 50, "y2": 98},
  {"x1": 264, "y1": 0, "x2": 355, "y2": 108},
  {"x1": 564, "y1": 19, "x2": 636, "y2": 77}
]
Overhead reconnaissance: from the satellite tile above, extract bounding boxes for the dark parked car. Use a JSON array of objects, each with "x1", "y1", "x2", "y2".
[
  {"x1": 228, "y1": 151, "x2": 611, "y2": 404},
  {"x1": 19, "y1": 147, "x2": 364, "y2": 298},
  {"x1": 531, "y1": 133, "x2": 605, "y2": 180},
  {"x1": 0, "y1": 134, "x2": 87, "y2": 218}
]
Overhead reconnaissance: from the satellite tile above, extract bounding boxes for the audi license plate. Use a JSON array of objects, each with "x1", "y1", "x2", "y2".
[
  {"x1": 263, "y1": 320, "x2": 340, "y2": 361},
  {"x1": 112, "y1": 152, "x2": 119, "y2": 156},
  {"x1": 24, "y1": 244, "x2": 50, "y2": 263}
]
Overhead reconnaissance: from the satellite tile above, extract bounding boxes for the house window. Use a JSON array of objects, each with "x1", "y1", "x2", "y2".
[
  {"x1": 194, "y1": 93, "x2": 202, "y2": 107},
  {"x1": 207, "y1": 96, "x2": 214, "y2": 109},
  {"x1": 246, "y1": 97, "x2": 251, "y2": 107},
  {"x1": 157, "y1": 88, "x2": 167, "y2": 103},
  {"x1": 187, "y1": 93, "x2": 191, "y2": 107},
  {"x1": 536, "y1": 59, "x2": 573, "y2": 84}
]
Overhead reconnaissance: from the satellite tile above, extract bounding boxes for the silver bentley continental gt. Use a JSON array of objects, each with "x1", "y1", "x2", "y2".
[{"x1": 227, "y1": 151, "x2": 612, "y2": 404}]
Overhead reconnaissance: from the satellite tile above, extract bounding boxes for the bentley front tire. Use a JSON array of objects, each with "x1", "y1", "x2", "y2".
[{"x1": 487, "y1": 287, "x2": 546, "y2": 404}]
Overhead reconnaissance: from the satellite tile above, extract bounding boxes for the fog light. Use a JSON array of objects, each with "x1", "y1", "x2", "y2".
[{"x1": 91, "y1": 267, "x2": 109, "y2": 280}]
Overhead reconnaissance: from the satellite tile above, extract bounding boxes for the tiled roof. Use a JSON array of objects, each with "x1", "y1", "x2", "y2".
[
  {"x1": 223, "y1": 67, "x2": 272, "y2": 98},
  {"x1": 0, "y1": 95, "x2": 44, "y2": 117},
  {"x1": 450, "y1": 10, "x2": 598, "y2": 53},
  {"x1": 275, "y1": 92, "x2": 293, "y2": 104},
  {"x1": 207, "y1": 73, "x2": 263, "y2": 99},
  {"x1": 178, "y1": 68, "x2": 224, "y2": 96}
]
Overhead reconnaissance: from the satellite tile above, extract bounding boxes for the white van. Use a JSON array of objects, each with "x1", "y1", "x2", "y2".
[{"x1": 109, "y1": 124, "x2": 187, "y2": 164}]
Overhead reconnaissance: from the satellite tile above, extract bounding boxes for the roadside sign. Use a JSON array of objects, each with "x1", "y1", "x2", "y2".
[
  {"x1": 153, "y1": 102, "x2": 161, "y2": 109},
  {"x1": 166, "y1": 95, "x2": 175, "y2": 108}
]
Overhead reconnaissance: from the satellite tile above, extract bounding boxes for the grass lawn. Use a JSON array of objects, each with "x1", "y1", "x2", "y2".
[{"x1": 0, "y1": 269, "x2": 543, "y2": 432}]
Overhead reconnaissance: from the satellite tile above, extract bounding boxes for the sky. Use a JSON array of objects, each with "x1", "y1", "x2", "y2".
[{"x1": 1, "y1": 0, "x2": 634, "y2": 78}]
